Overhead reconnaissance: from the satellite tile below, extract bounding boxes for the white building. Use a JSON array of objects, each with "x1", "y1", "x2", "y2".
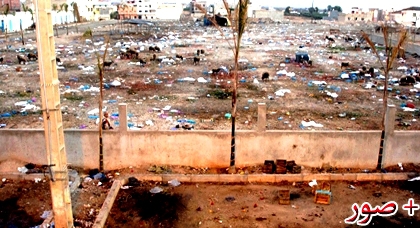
[
  {"x1": 92, "y1": 0, "x2": 117, "y2": 21},
  {"x1": 390, "y1": 7, "x2": 420, "y2": 27},
  {"x1": 121, "y1": 0, "x2": 157, "y2": 19},
  {"x1": 156, "y1": 1, "x2": 183, "y2": 20}
]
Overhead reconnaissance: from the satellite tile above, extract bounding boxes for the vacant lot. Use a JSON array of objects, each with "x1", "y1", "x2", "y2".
[{"x1": 0, "y1": 19, "x2": 419, "y2": 131}]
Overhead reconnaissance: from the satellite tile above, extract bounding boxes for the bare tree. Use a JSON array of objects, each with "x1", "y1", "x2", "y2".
[
  {"x1": 197, "y1": 0, "x2": 249, "y2": 173},
  {"x1": 71, "y1": 2, "x2": 80, "y2": 33},
  {"x1": 361, "y1": 25, "x2": 408, "y2": 169}
]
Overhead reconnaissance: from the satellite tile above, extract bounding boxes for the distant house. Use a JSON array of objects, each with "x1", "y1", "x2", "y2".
[
  {"x1": 156, "y1": 1, "x2": 183, "y2": 20},
  {"x1": 0, "y1": 0, "x2": 20, "y2": 11},
  {"x1": 390, "y1": 7, "x2": 420, "y2": 27},
  {"x1": 340, "y1": 7, "x2": 374, "y2": 22},
  {"x1": 253, "y1": 9, "x2": 284, "y2": 22},
  {"x1": 322, "y1": 10, "x2": 343, "y2": 21}
]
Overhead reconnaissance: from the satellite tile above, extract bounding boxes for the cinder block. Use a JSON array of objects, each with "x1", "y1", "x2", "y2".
[
  {"x1": 190, "y1": 174, "x2": 220, "y2": 183},
  {"x1": 330, "y1": 173, "x2": 357, "y2": 181},
  {"x1": 382, "y1": 173, "x2": 409, "y2": 181},
  {"x1": 162, "y1": 174, "x2": 191, "y2": 183},
  {"x1": 357, "y1": 173, "x2": 382, "y2": 181},
  {"x1": 248, "y1": 174, "x2": 276, "y2": 183},
  {"x1": 275, "y1": 174, "x2": 303, "y2": 182},
  {"x1": 303, "y1": 174, "x2": 330, "y2": 181},
  {"x1": 133, "y1": 174, "x2": 162, "y2": 182},
  {"x1": 219, "y1": 174, "x2": 248, "y2": 183}
]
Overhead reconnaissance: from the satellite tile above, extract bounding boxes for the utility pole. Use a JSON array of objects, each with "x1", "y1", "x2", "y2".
[{"x1": 34, "y1": 0, "x2": 74, "y2": 227}]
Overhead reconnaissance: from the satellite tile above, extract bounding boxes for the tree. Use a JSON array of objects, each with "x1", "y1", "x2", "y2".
[
  {"x1": 361, "y1": 26, "x2": 408, "y2": 169},
  {"x1": 315, "y1": 7, "x2": 319, "y2": 13},
  {"x1": 60, "y1": 3, "x2": 69, "y2": 35},
  {"x1": 327, "y1": 5, "x2": 332, "y2": 12},
  {"x1": 308, "y1": 7, "x2": 315, "y2": 14},
  {"x1": 52, "y1": 4, "x2": 59, "y2": 37},
  {"x1": 197, "y1": 0, "x2": 249, "y2": 173},
  {"x1": 333, "y1": 6, "x2": 342, "y2": 12},
  {"x1": 284, "y1": 6, "x2": 291, "y2": 15},
  {"x1": 71, "y1": 2, "x2": 80, "y2": 33}
]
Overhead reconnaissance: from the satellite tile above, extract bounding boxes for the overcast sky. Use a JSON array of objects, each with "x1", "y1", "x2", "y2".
[{"x1": 183, "y1": 0, "x2": 417, "y2": 13}]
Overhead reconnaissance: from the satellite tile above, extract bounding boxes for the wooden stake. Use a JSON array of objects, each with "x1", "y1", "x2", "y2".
[{"x1": 34, "y1": 0, "x2": 74, "y2": 227}]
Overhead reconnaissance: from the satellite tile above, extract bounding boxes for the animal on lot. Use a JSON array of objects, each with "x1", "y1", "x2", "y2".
[
  {"x1": 175, "y1": 54, "x2": 183, "y2": 60},
  {"x1": 196, "y1": 49, "x2": 200, "y2": 56},
  {"x1": 200, "y1": 49, "x2": 205, "y2": 55},
  {"x1": 27, "y1": 53, "x2": 37, "y2": 61},
  {"x1": 17, "y1": 55, "x2": 26, "y2": 64},
  {"x1": 0, "y1": 56, "x2": 3, "y2": 64},
  {"x1": 154, "y1": 46, "x2": 161, "y2": 52},
  {"x1": 368, "y1": 67, "x2": 375, "y2": 77},
  {"x1": 139, "y1": 58, "x2": 147, "y2": 65},
  {"x1": 344, "y1": 36, "x2": 354, "y2": 42},
  {"x1": 193, "y1": 57, "x2": 200, "y2": 65},
  {"x1": 341, "y1": 62, "x2": 350, "y2": 69},
  {"x1": 325, "y1": 36, "x2": 335, "y2": 42},
  {"x1": 150, "y1": 54, "x2": 157, "y2": 61},
  {"x1": 262, "y1": 72, "x2": 269, "y2": 81},
  {"x1": 212, "y1": 68, "x2": 222, "y2": 75},
  {"x1": 56, "y1": 57, "x2": 61, "y2": 63},
  {"x1": 149, "y1": 46, "x2": 155, "y2": 52},
  {"x1": 400, "y1": 76, "x2": 416, "y2": 86},
  {"x1": 103, "y1": 60, "x2": 114, "y2": 68}
]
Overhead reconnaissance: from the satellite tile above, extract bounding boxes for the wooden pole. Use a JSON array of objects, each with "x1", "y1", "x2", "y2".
[{"x1": 34, "y1": 0, "x2": 74, "y2": 227}]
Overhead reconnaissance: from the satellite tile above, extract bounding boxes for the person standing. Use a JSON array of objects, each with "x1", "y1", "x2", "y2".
[{"x1": 102, "y1": 112, "x2": 113, "y2": 130}]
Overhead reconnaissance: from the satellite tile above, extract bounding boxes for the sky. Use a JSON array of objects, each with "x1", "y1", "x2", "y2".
[{"x1": 181, "y1": 0, "x2": 418, "y2": 13}]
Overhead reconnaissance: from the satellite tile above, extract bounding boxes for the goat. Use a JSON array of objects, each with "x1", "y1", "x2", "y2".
[
  {"x1": 262, "y1": 72, "x2": 269, "y2": 81},
  {"x1": 139, "y1": 58, "x2": 147, "y2": 65},
  {"x1": 175, "y1": 54, "x2": 183, "y2": 60},
  {"x1": 193, "y1": 57, "x2": 200, "y2": 65},
  {"x1": 149, "y1": 46, "x2": 155, "y2": 52},
  {"x1": 27, "y1": 53, "x2": 37, "y2": 61},
  {"x1": 154, "y1": 46, "x2": 161, "y2": 52},
  {"x1": 17, "y1": 55, "x2": 26, "y2": 65},
  {"x1": 200, "y1": 49, "x2": 205, "y2": 55},
  {"x1": 0, "y1": 56, "x2": 3, "y2": 64},
  {"x1": 150, "y1": 54, "x2": 157, "y2": 61},
  {"x1": 103, "y1": 60, "x2": 114, "y2": 68},
  {"x1": 325, "y1": 36, "x2": 335, "y2": 42},
  {"x1": 400, "y1": 76, "x2": 416, "y2": 86},
  {"x1": 56, "y1": 57, "x2": 61, "y2": 63},
  {"x1": 196, "y1": 49, "x2": 200, "y2": 56},
  {"x1": 341, "y1": 62, "x2": 350, "y2": 69}
]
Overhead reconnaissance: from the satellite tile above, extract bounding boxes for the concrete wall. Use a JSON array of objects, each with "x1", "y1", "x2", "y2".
[
  {"x1": 0, "y1": 105, "x2": 417, "y2": 171},
  {"x1": 368, "y1": 33, "x2": 420, "y2": 55}
]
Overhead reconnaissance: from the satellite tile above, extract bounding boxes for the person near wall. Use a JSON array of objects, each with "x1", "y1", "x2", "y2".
[{"x1": 102, "y1": 112, "x2": 113, "y2": 130}]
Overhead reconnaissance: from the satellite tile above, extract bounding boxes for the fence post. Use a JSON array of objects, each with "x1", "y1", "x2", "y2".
[
  {"x1": 382, "y1": 104, "x2": 396, "y2": 168},
  {"x1": 118, "y1": 103, "x2": 128, "y2": 132},
  {"x1": 257, "y1": 103, "x2": 266, "y2": 132}
]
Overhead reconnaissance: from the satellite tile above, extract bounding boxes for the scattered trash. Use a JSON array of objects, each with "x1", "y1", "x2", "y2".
[
  {"x1": 348, "y1": 185, "x2": 356, "y2": 190},
  {"x1": 309, "y1": 179, "x2": 317, "y2": 187},
  {"x1": 168, "y1": 179, "x2": 181, "y2": 187},
  {"x1": 225, "y1": 196, "x2": 236, "y2": 202},
  {"x1": 18, "y1": 166, "x2": 28, "y2": 174},
  {"x1": 150, "y1": 186, "x2": 164, "y2": 194}
]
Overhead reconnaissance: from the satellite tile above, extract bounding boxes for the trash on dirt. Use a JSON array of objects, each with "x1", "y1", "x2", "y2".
[
  {"x1": 398, "y1": 162, "x2": 403, "y2": 170},
  {"x1": 256, "y1": 217, "x2": 267, "y2": 221},
  {"x1": 348, "y1": 185, "x2": 356, "y2": 190},
  {"x1": 150, "y1": 186, "x2": 164, "y2": 194},
  {"x1": 373, "y1": 191, "x2": 382, "y2": 197},
  {"x1": 275, "y1": 89, "x2": 291, "y2": 97},
  {"x1": 168, "y1": 179, "x2": 181, "y2": 187},
  {"x1": 40, "y1": 210, "x2": 52, "y2": 219},
  {"x1": 300, "y1": 120, "x2": 324, "y2": 128},
  {"x1": 2, "y1": 178, "x2": 6, "y2": 182},
  {"x1": 225, "y1": 196, "x2": 235, "y2": 202},
  {"x1": 34, "y1": 178, "x2": 42, "y2": 183},
  {"x1": 309, "y1": 179, "x2": 317, "y2": 187},
  {"x1": 128, "y1": 177, "x2": 140, "y2": 186},
  {"x1": 18, "y1": 166, "x2": 28, "y2": 174}
]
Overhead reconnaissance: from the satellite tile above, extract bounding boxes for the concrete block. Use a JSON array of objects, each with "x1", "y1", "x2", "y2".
[
  {"x1": 248, "y1": 174, "x2": 276, "y2": 183},
  {"x1": 303, "y1": 174, "x2": 330, "y2": 181},
  {"x1": 190, "y1": 174, "x2": 220, "y2": 182},
  {"x1": 219, "y1": 174, "x2": 248, "y2": 183},
  {"x1": 357, "y1": 173, "x2": 382, "y2": 181},
  {"x1": 382, "y1": 173, "x2": 409, "y2": 181},
  {"x1": 275, "y1": 174, "x2": 303, "y2": 182},
  {"x1": 162, "y1": 174, "x2": 191, "y2": 183},
  {"x1": 330, "y1": 173, "x2": 357, "y2": 181},
  {"x1": 132, "y1": 174, "x2": 162, "y2": 182}
]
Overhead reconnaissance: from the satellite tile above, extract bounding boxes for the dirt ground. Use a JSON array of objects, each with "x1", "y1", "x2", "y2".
[
  {"x1": 1, "y1": 176, "x2": 420, "y2": 228},
  {"x1": 0, "y1": 19, "x2": 419, "y2": 131},
  {"x1": 0, "y1": 176, "x2": 112, "y2": 228}
]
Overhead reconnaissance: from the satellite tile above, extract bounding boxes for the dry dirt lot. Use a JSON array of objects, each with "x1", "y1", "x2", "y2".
[
  {"x1": 0, "y1": 19, "x2": 419, "y2": 131},
  {"x1": 1, "y1": 175, "x2": 420, "y2": 228}
]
